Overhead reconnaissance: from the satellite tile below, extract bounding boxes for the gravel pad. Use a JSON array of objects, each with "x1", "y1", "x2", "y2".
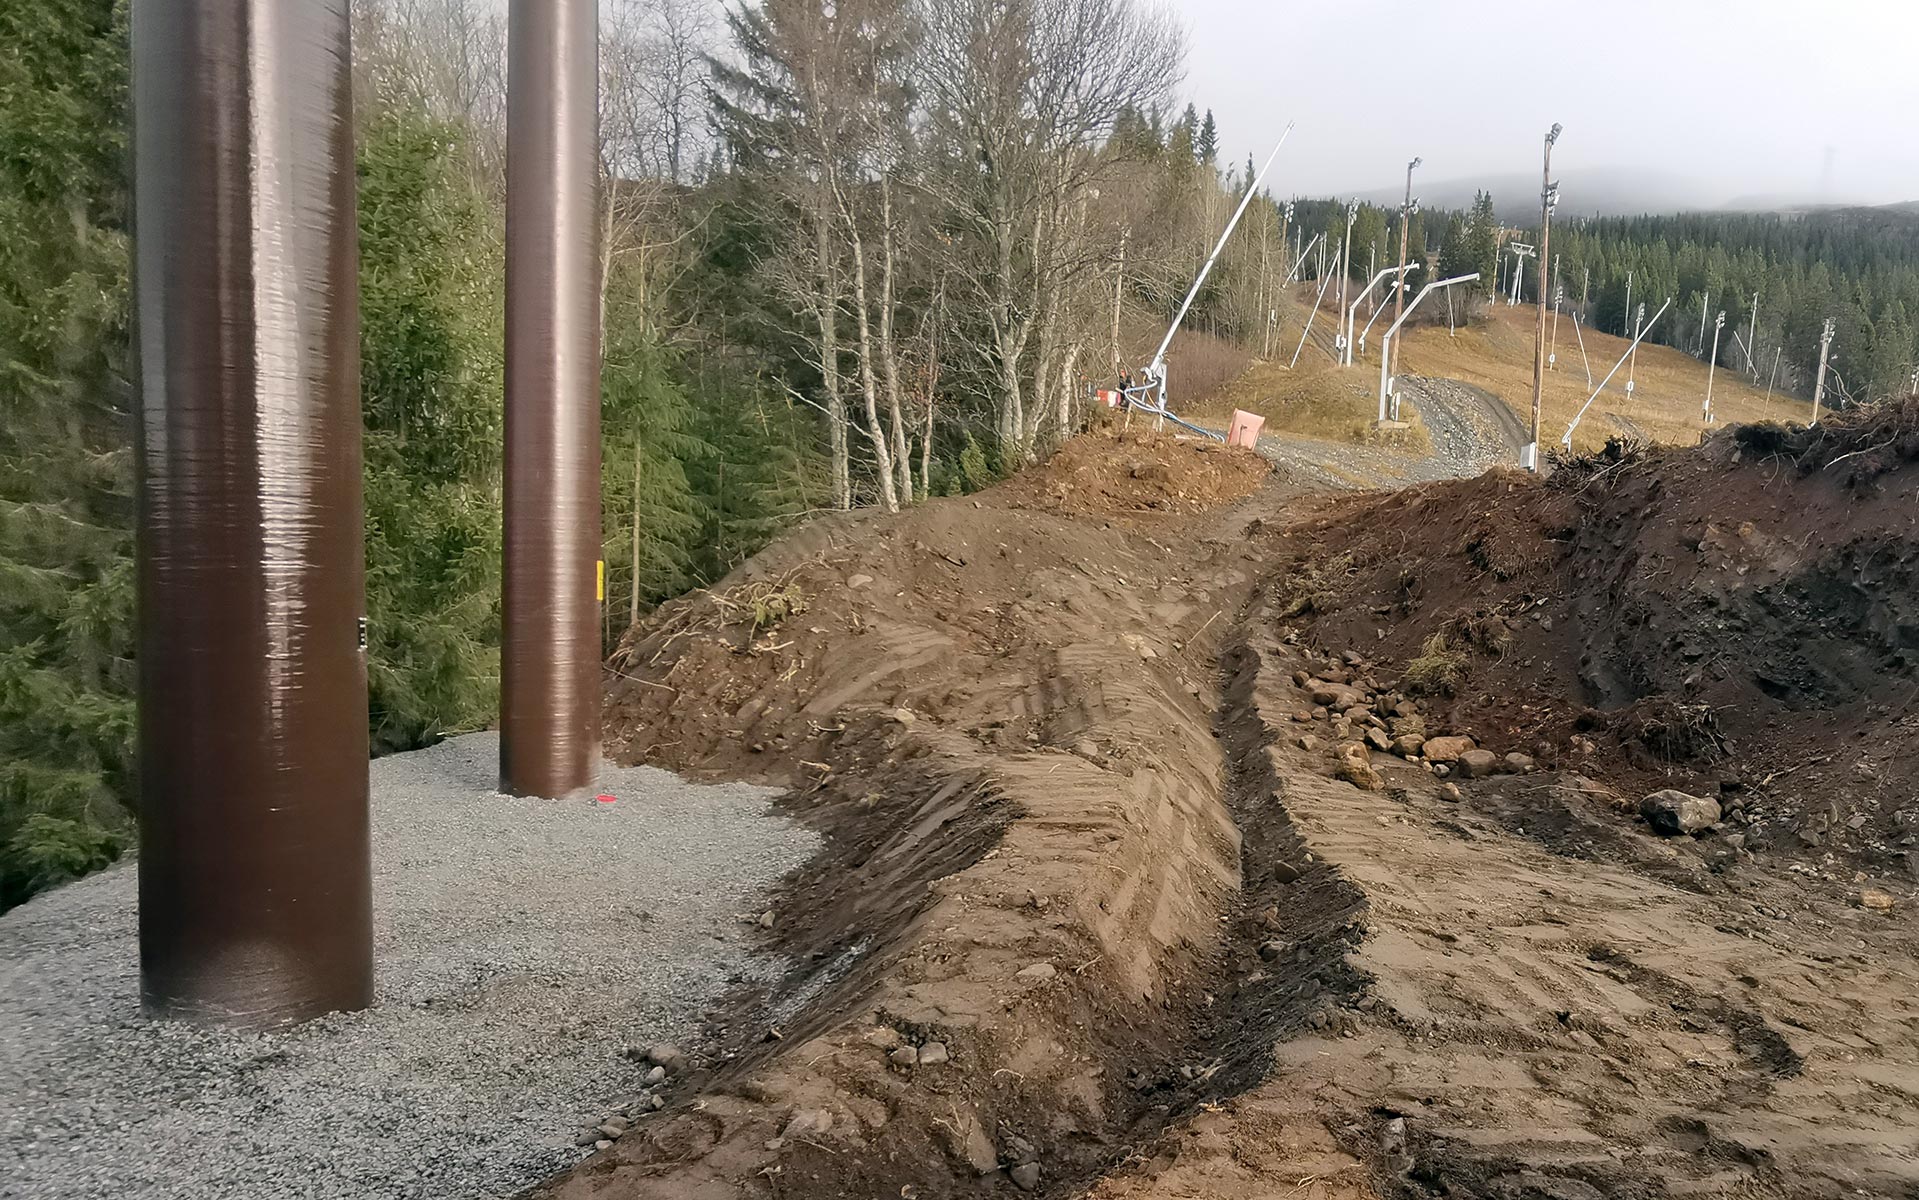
[{"x1": 1, "y1": 733, "x2": 815, "y2": 1199}]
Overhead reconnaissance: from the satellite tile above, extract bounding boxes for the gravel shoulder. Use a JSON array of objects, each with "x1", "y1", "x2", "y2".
[
  {"x1": 1247, "y1": 375, "x2": 1525, "y2": 489},
  {"x1": 0, "y1": 732, "x2": 817, "y2": 1200}
]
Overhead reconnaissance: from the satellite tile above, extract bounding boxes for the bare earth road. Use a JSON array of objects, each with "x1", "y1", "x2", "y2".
[{"x1": 531, "y1": 426, "x2": 1918, "y2": 1200}]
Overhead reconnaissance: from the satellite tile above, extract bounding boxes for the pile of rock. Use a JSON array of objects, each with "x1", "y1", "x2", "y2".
[
  {"x1": 578, "y1": 1043, "x2": 684, "y2": 1150},
  {"x1": 1289, "y1": 656, "x2": 1541, "y2": 788}
]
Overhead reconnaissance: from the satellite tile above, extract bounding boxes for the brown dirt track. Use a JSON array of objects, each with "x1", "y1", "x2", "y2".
[{"x1": 534, "y1": 418, "x2": 1919, "y2": 1200}]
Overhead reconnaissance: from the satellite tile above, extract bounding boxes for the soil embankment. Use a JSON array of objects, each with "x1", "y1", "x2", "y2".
[{"x1": 538, "y1": 412, "x2": 1919, "y2": 1200}]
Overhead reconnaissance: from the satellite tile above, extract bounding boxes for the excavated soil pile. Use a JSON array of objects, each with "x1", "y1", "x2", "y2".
[
  {"x1": 990, "y1": 428, "x2": 1272, "y2": 518},
  {"x1": 1267, "y1": 400, "x2": 1919, "y2": 880},
  {"x1": 549, "y1": 433, "x2": 1275, "y2": 1199}
]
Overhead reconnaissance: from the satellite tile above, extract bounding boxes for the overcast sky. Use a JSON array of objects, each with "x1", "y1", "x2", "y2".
[{"x1": 1169, "y1": 0, "x2": 1919, "y2": 210}]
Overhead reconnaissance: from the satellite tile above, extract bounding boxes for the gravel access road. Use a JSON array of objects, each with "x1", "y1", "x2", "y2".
[
  {"x1": 1248, "y1": 375, "x2": 1527, "y2": 490},
  {"x1": 0, "y1": 732, "x2": 817, "y2": 1200}
]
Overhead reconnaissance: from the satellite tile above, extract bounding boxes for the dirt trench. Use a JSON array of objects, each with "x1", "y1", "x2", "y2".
[{"x1": 534, "y1": 425, "x2": 1919, "y2": 1200}]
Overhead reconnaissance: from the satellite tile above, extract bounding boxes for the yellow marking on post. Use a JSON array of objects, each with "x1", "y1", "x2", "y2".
[{"x1": 596, "y1": 560, "x2": 605, "y2": 602}]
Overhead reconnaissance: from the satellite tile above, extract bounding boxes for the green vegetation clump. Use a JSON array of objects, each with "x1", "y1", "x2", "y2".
[{"x1": 1403, "y1": 634, "x2": 1467, "y2": 697}]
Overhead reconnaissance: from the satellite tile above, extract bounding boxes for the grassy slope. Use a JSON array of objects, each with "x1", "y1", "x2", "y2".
[{"x1": 1180, "y1": 292, "x2": 1807, "y2": 454}]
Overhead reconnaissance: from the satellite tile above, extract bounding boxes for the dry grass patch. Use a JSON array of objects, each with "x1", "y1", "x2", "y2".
[{"x1": 1397, "y1": 304, "x2": 1806, "y2": 452}]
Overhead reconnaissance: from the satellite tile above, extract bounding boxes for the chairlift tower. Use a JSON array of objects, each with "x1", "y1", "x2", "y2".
[
  {"x1": 1703, "y1": 310, "x2": 1726, "y2": 424},
  {"x1": 1506, "y1": 242, "x2": 1536, "y2": 307}
]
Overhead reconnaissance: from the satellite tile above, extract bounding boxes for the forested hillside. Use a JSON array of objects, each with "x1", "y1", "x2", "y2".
[
  {"x1": 0, "y1": 0, "x2": 1262, "y2": 906},
  {"x1": 6, "y1": 0, "x2": 1915, "y2": 909},
  {"x1": 1549, "y1": 208, "x2": 1919, "y2": 405}
]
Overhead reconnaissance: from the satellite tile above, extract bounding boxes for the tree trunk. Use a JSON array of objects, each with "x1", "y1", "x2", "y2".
[
  {"x1": 877, "y1": 178, "x2": 913, "y2": 504},
  {"x1": 815, "y1": 201, "x2": 851, "y2": 510},
  {"x1": 836, "y1": 182, "x2": 899, "y2": 513},
  {"x1": 629, "y1": 437, "x2": 642, "y2": 629}
]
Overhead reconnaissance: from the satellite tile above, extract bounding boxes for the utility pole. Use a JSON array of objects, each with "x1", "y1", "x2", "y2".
[
  {"x1": 1278, "y1": 201, "x2": 1294, "y2": 286},
  {"x1": 1527, "y1": 124, "x2": 1561, "y2": 472},
  {"x1": 1112, "y1": 227, "x2": 1128, "y2": 372},
  {"x1": 1338, "y1": 200, "x2": 1357, "y2": 360},
  {"x1": 1582, "y1": 265, "x2": 1591, "y2": 312},
  {"x1": 1550, "y1": 284, "x2": 1563, "y2": 369},
  {"x1": 1811, "y1": 316, "x2": 1836, "y2": 425},
  {"x1": 1627, "y1": 302, "x2": 1646, "y2": 396},
  {"x1": 1702, "y1": 310, "x2": 1725, "y2": 424},
  {"x1": 1623, "y1": 270, "x2": 1633, "y2": 337},
  {"x1": 1766, "y1": 345, "x2": 1781, "y2": 403},
  {"x1": 1697, "y1": 290, "x2": 1710, "y2": 355},
  {"x1": 1747, "y1": 291, "x2": 1761, "y2": 379},
  {"x1": 1392, "y1": 156, "x2": 1421, "y2": 375}
]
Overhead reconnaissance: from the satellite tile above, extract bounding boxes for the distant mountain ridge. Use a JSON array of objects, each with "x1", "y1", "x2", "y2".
[{"x1": 1341, "y1": 167, "x2": 1907, "y2": 222}]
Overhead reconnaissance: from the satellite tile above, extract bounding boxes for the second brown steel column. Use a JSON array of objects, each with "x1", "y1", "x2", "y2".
[{"x1": 501, "y1": 0, "x2": 603, "y2": 798}]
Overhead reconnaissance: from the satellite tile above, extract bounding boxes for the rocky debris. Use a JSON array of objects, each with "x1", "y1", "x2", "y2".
[
  {"x1": 1309, "y1": 681, "x2": 1368, "y2": 709},
  {"x1": 1503, "y1": 752, "x2": 1535, "y2": 773},
  {"x1": 1296, "y1": 734, "x2": 1323, "y2": 752},
  {"x1": 947, "y1": 1116, "x2": 998, "y2": 1175},
  {"x1": 643, "y1": 1065, "x2": 667, "y2": 1085},
  {"x1": 917, "y1": 1041, "x2": 950, "y2": 1066},
  {"x1": 1422, "y1": 735, "x2": 1476, "y2": 763},
  {"x1": 888, "y1": 1046, "x2": 919, "y2": 1068},
  {"x1": 781, "y1": 1108, "x2": 834, "y2": 1139},
  {"x1": 1392, "y1": 734, "x2": 1426, "y2": 758},
  {"x1": 1366, "y1": 728, "x2": 1395, "y2": 753},
  {"x1": 1334, "y1": 742, "x2": 1384, "y2": 792},
  {"x1": 596, "y1": 1121, "x2": 626, "y2": 1141},
  {"x1": 884, "y1": 706, "x2": 917, "y2": 725},
  {"x1": 645, "y1": 1043, "x2": 684, "y2": 1072},
  {"x1": 758, "y1": 909, "x2": 777, "y2": 929},
  {"x1": 1859, "y1": 888, "x2": 1896, "y2": 911},
  {"x1": 1641, "y1": 790, "x2": 1722, "y2": 836},
  {"x1": 1438, "y1": 783, "x2": 1462, "y2": 802},
  {"x1": 1456, "y1": 749, "x2": 1500, "y2": 779},
  {"x1": 1010, "y1": 1162, "x2": 1043, "y2": 1191},
  {"x1": 1016, "y1": 962, "x2": 1058, "y2": 982},
  {"x1": 1271, "y1": 860, "x2": 1302, "y2": 885},
  {"x1": 846, "y1": 573, "x2": 875, "y2": 588},
  {"x1": 1258, "y1": 939, "x2": 1290, "y2": 962},
  {"x1": 862, "y1": 1025, "x2": 902, "y2": 1050}
]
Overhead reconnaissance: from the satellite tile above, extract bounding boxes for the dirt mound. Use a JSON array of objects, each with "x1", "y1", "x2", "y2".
[
  {"x1": 1265, "y1": 400, "x2": 1919, "y2": 879},
  {"x1": 988, "y1": 428, "x2": 1268, "y2": 518},
  {"x1": 551, "y1": 431, "x2": 1276, "y2": 1199}
]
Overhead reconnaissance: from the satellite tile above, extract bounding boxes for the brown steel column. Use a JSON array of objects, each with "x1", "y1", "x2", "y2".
[
  {"x1": 132, "y1": 0, "x2": 372, "y2": 1025},
  {"x1": 501, "y1": 0, "x2": 603, "y2": 798}
]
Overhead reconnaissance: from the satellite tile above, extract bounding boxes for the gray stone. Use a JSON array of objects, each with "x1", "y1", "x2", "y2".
[
  {"x1": 781, "y1": 1108, "x2": 834, "y2": 1139},
  {"x1": 1010, "y1": 1162, "x2": 1042, "y2": 1191},
  {"x1": 644, "y1": 1065, "x2": 667, "y2": 1086},
  {"x1": 889, "y1": 1047, "x2": 919, "y2": 1068},
  {"x1": 1016, "y1": 962, "x2": 1058, "y2": 982},
  {"x1": 1422, "y1": 735, "x2": 1475, "y2": 763},
  {"x1": 647, "y1": 1043, "x2": 684, "y2": 1069},
  {"x1": 917, "y1": 1041, "x2": 949, "y2": 1066},
  {"x1": 1457, "y1": 749, "x2": 1500, "y2": 779},
  {"x1": 1640, "y1": 790, "x2": 1722, "y2": 836},
  {"x1": 1503, "y1": 752, "x2": 1535, "y2": 773}
]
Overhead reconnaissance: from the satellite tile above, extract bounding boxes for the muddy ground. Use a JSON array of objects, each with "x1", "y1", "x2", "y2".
[{"x1": 533, "y1": 417, "x2": 1919, "y2": 1200}]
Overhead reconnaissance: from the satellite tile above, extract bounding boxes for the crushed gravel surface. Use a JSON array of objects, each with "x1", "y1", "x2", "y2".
[
  {"x1": 1249, "y1": 375, "x2": 1526, "y2": 489},
  {"x1": 0, "y1": 732, "x2": 816, "y2": 1200}
]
